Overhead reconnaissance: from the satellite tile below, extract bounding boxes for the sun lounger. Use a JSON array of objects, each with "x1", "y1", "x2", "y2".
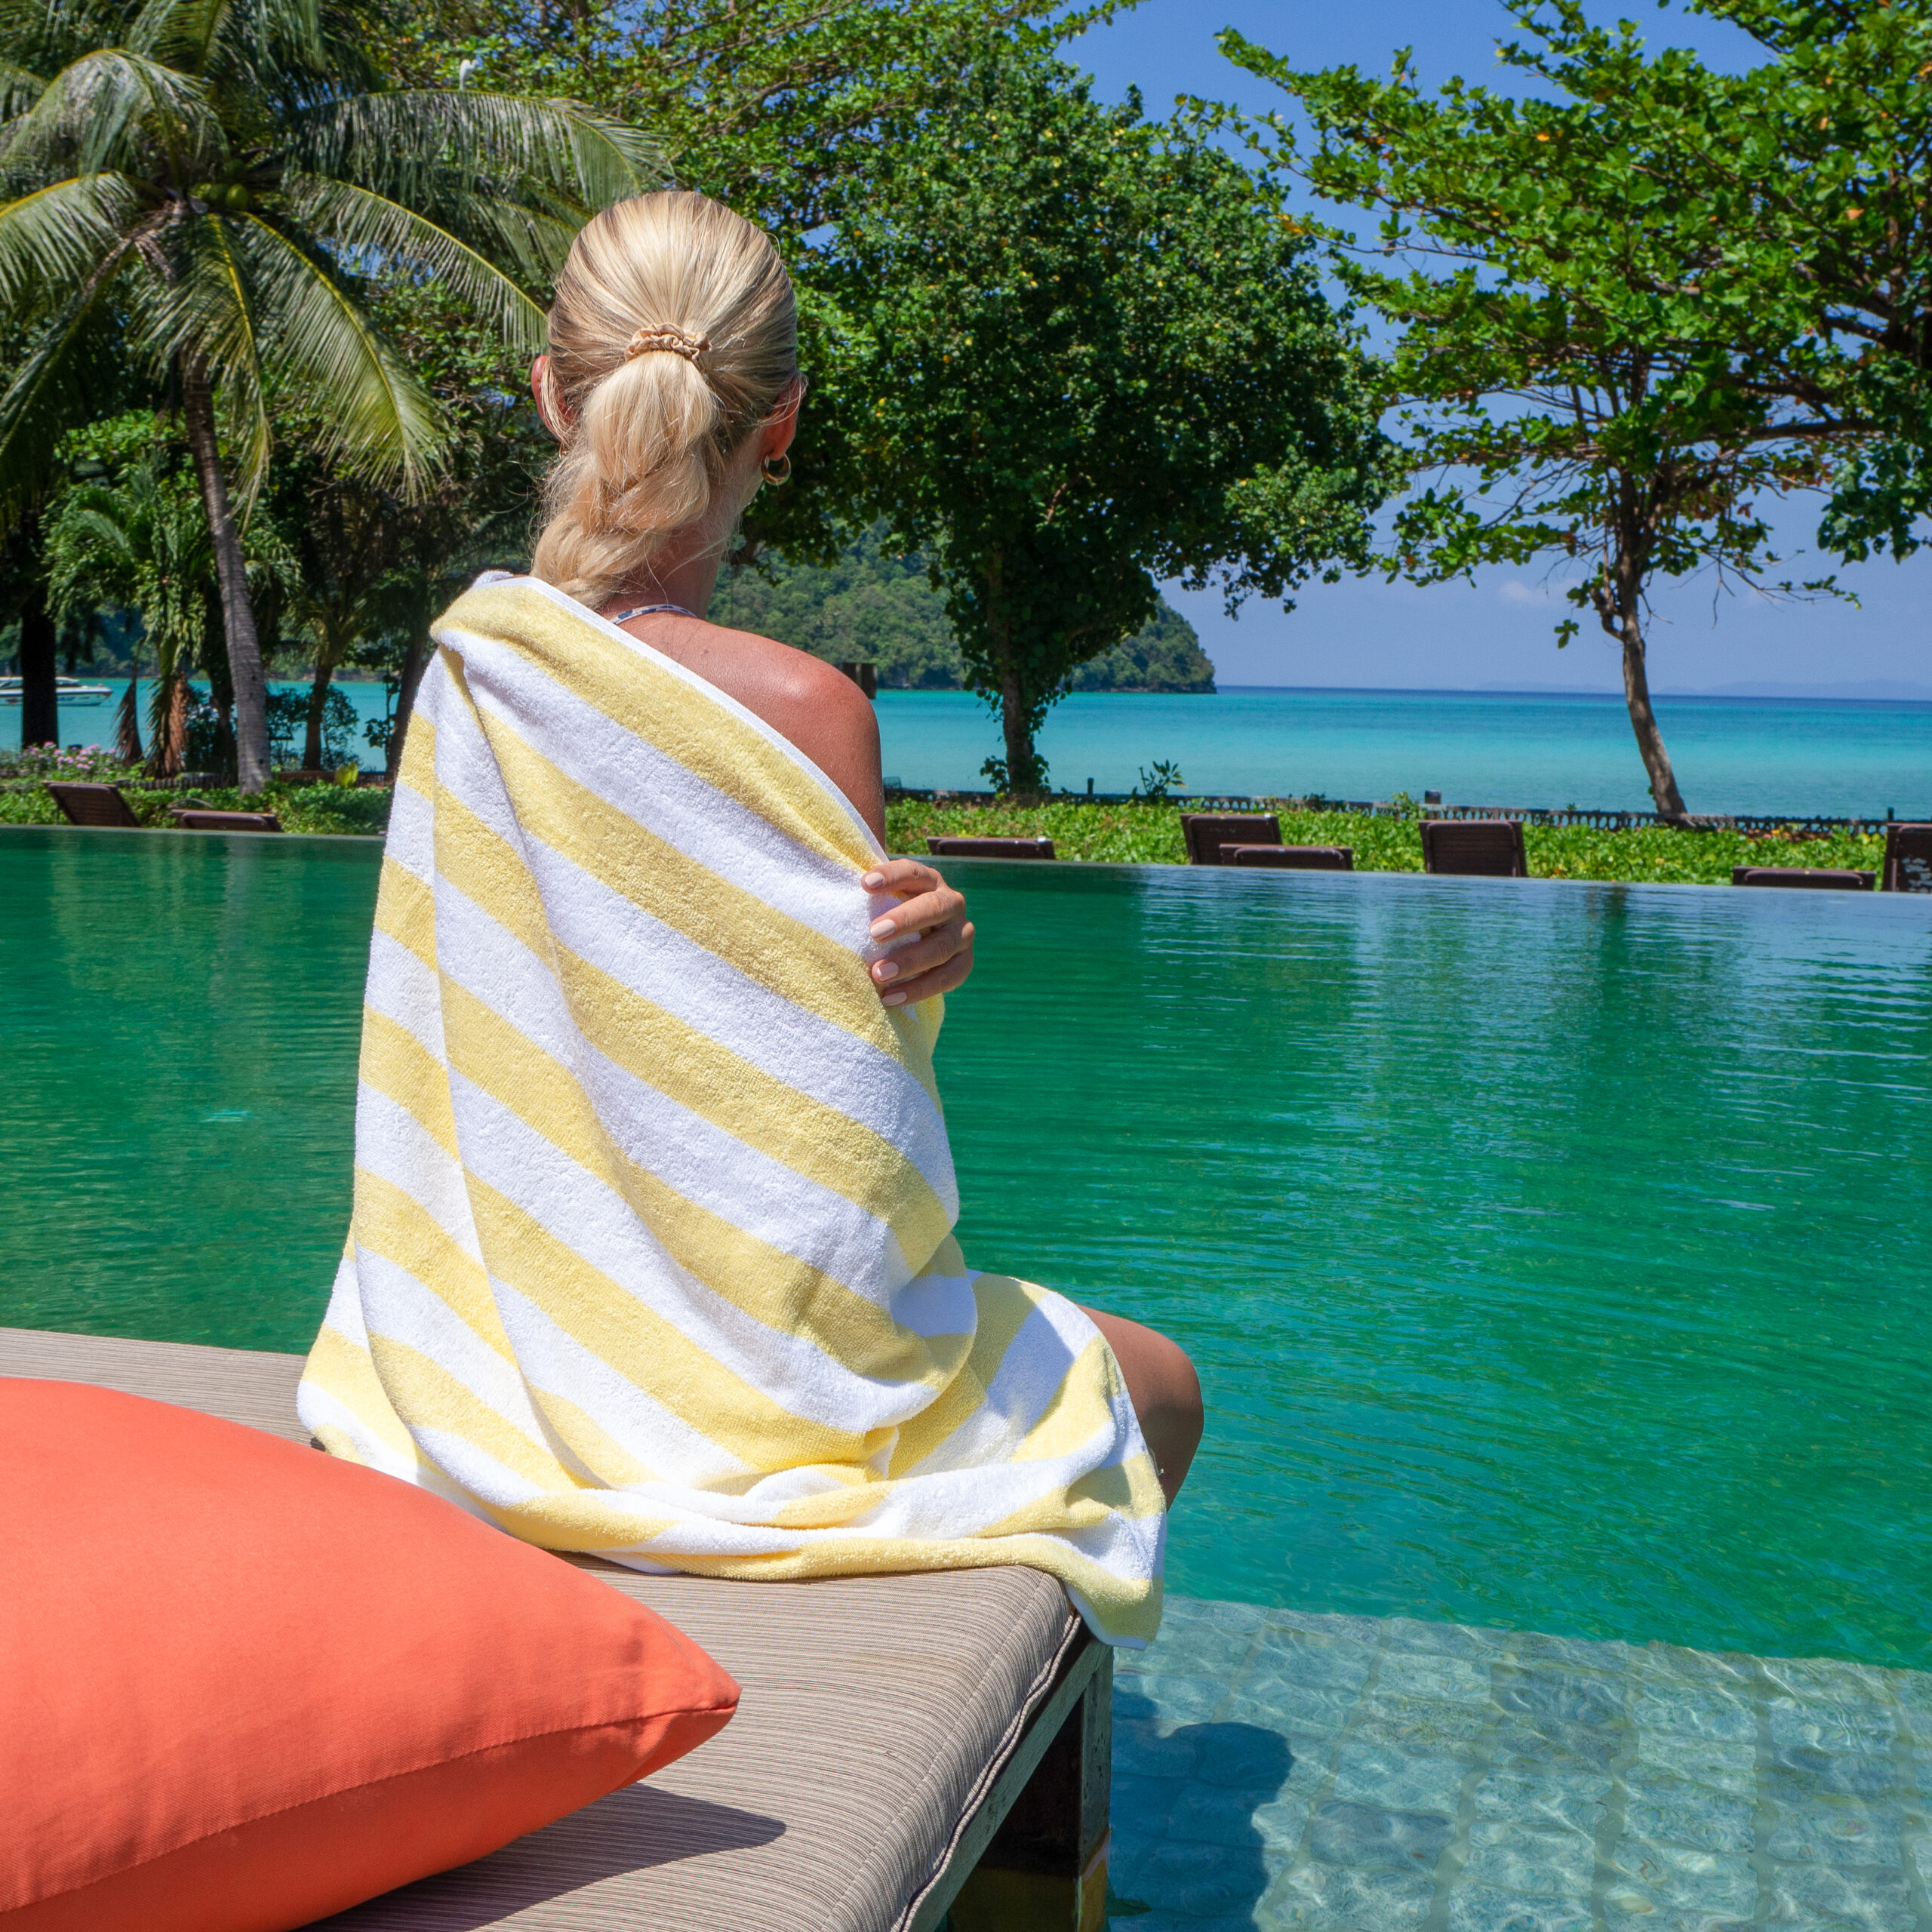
[
  {"x1": 1222, "y1": 844, "x2": 1353, "y2": 871},
  {"x1": 0, "y1": 1326, "x2": 1113, "y2": 1932},
  {"x1": 1881, "y1": 822, "x2": 1932, "y2": 893},
  {"x1": 1730, "y1": 866, "x2": 1874, "y2": 891},
  {"x1": 45, "y1": 781, "x2": 141, "y2": 829},
  {"x1": 1421, "y1": 818, "x2": 1528, "y2": 878},
  {"x1": 924, "y1": 836, "x2": 1057, "y2": 860},
  {"x1": 1180, "y1": 813, "x2": 1279, "y2": 866},
  {"x1": 170, "y1": 808, "x2": 285, "y2": 832}
]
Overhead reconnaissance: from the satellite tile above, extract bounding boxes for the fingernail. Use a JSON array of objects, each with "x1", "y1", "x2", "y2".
[
  {"x1": 874, "y1": 960, "x2": 899, "y2": 982},
  {"x1": 862, "y1": 872, "x2": 884, "y2": 888},
  {"x1": 883, "y1": 990, "x2": 907, "y2": 1006},
  {"x1": 869, "y1": 917, "x2": 895, "y2": 940}
]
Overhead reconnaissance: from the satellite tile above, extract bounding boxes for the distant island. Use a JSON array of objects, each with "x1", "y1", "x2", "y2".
[{"x1": 709, "y1": 529, "x2": 1216, "y2": 694}]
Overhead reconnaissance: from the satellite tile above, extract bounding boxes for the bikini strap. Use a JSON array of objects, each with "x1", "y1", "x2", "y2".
[{"x1": 609, "y1": 603, "x2": 697, "y2": 623}]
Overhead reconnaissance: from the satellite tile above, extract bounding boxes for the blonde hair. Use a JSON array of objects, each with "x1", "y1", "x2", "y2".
[{"x1": 531, "y1": 192, "x2": 797, "y2": 607}]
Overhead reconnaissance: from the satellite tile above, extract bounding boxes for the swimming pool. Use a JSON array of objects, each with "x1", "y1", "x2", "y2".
[{"x1": 4, "y1": 828, "x2": 1927, "y2": 1672}]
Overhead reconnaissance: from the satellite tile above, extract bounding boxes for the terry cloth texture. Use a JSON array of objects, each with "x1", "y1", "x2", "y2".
[{"x1": 294, "y1": 574, "x2": 1163, "y2": 1645}]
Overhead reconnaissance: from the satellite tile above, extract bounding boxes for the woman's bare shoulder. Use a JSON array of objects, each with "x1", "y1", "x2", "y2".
[{"x1": 643, "y1": 615, "x2": 883, "y2": 834}]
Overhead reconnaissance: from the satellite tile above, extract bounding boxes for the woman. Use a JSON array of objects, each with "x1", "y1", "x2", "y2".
[{"x1": 297, "y1": 191, "x2": 1200, "y2": 1644}]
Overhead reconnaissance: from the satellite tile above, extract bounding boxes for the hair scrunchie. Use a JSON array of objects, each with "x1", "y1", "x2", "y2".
[{"x1": 624, "y1": 324, "x2": 711, "y2": 363}]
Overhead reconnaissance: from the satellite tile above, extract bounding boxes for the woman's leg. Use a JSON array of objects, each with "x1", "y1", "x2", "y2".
[{"x1": 1079, "y1": 1307, "x2": 1203, "y2": 1506}]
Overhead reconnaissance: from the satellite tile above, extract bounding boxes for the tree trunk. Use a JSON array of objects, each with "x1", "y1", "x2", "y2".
[
  {"x1": 115, "y1": 674, "x2": 143, "y2": 765},
  {"x1": 386, "y1": 627, "x2": 430, "y2": 783},
  {"x1": 182, "y1": 361, "x2": 269, "y2": 792},
  {"x1": 147, "y1": 668, "x2": 191, "y2": 780},
  {"x1": 1592, "y1": 494, "x2": 1687, "y2": 822},
  {"x1": 17, "y1": 579, "x2": 58, "y2": 749},
  {"x1": 1618, "y1": 629, "x2": 1686, "y2": 820},
  {"x1": 982, "y1": 550, "x2": 1041, "y2": 793},
  {"x1": 998, "y1": 663, "x2": 1040, "y2": 794},
  {"x1": 303, "y1": 659, "x2": 334, "y2": 771}
]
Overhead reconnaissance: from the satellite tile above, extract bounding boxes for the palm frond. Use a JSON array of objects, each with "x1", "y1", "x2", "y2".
[
  {"x1": 0, "y1": 171, "x2": 139, "y2": 313},
  {"x1": 128, "y1": 0, "x2": 326, "y2": 94},
  {"x1": 440, "y1": 195, "x2": 587, "y2": 288},
  {"x1": 0, "y1": 48, "x2": 218, "y2": 180},
  {"x1": 229, "y1": 209, "x2": 445, "y2": 494},
  {"x1": 282, "y1": 172, "x2": 546, "y2": 355},
  {"x1": 291, "y1": 91, "x2": 661, "y2": 214},
  {"x1": 0, "y1": 238, "x2": 131, "y2": 527},
  {"x1": 0, "y1": 60, "x2": 47, "y2": 118},
  {"x1": 0, "y1": 0, "x2": 127, "y2": 82}
]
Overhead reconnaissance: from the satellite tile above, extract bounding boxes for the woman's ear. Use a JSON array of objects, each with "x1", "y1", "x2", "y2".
[
  {"x1": 757, "y1": 376, "x2": 804, "y2": 463},
  {"x1": 531, "y1": 355, "x2": 568, "y2": 439}
]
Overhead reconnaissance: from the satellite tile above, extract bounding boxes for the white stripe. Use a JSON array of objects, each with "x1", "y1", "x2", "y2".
[
  {"x1": 364, "y1": 927, "x2": 447, "y2": 1063},
  {"x1": 382, "y1": 775, "x2": 435, "y2": 886},
  {"x1": 354, "y1": 1084, "x2": 483, "y2": 1266},
  {"x1": 354, "y1": 1246, "x2": 544, "y2": 1442}
]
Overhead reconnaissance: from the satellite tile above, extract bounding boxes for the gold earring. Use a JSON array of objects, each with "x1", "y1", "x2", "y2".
[{"x1": 761, "y1": 452, "x2": 792, "y2": 485}]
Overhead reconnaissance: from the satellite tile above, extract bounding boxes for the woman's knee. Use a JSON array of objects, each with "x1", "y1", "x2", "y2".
[{"x1": 1081, "y1": 1307, "x2": 1204, "y2": 1503}]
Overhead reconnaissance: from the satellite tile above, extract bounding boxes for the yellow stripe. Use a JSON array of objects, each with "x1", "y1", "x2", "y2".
[
  {"x1": 487, "y1": 721, "x2": 899, "y2": 1054},
  {"x1": 435, "y1": 976, "x2": 954, "y2": 1379},
  {"x1": 395, "y1": 688, "x2": 439, "y2": 793},
  {"x1": 300, "y1": 1323, "x2": 417, "y2": 1463},
  {"x1": 523, "y1": 1386, "x2": 660, "y2": 1488},
  {"x1": 372, "y1": 856, "x2": 437, "y2": 973},
  {"x1": 551, "y1": 949, "x2": 955, "y2": 1272},
  {"x1": 979, "y1": 1455, "x2": 1167, "y2": 1537},
  {"x1": 889, "y1": 1272, "x2": 1042, "y2": 1475}
]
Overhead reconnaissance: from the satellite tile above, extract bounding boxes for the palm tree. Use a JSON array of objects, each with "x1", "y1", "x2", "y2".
[
  {"x1": 0, "y1": 0, "x2": 654, "y2": 789},
  {"x1": 48, "y1": 455, "x2": 293, "y2": 774}
]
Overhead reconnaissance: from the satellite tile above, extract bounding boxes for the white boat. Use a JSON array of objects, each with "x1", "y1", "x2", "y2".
[{"x1": 0, "y1": 675, "x2": 115, "y2": 707}]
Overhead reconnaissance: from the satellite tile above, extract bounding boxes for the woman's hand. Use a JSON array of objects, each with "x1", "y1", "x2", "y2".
[{"x1": 861, "y1": 860, "x2": 974, "y2": 1008}]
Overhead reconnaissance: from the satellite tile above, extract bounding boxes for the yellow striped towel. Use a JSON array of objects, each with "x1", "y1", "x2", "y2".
[{"x1": 296, "y1": 574, "x2": 1164, "y2": 1644}]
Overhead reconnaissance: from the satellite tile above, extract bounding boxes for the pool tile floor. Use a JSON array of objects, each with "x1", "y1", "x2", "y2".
[{"x1": 1110, "y1": 1598, "x2": 1931, "y2": 1932}]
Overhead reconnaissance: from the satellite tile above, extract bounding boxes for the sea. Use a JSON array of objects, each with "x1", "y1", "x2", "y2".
[{"x1": 11, "y1": 678, "x2": 1930, "y2": 818}]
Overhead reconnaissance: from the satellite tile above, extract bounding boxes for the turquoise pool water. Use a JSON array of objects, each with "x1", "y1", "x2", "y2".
[{"x1": 3, "y1": 829, "x2": 1927, "y2": 1671}]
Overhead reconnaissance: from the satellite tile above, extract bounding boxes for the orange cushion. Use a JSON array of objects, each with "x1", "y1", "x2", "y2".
[{"x1": 0, "y1": 1380, "x2": 739, "y2": 1932}]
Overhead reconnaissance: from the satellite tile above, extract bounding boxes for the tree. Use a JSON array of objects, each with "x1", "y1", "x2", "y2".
[
  {"x1": 800, "y1": 46, "x2": 1389, "y2": 789},
  {"x1": 368, "y1": 0, "x2": 1110, "y2": 235},
  {"x1": 1220, "y1": 1, "x2": 1932, "y2": 817},
  {"x1": 1518, "y1": 0, "x2": 1932, "y2": 568},
  {"x1": 0, "y1": 0, "x2": 652, "y2": 789},
  {"x1": 46, "y1": 452, "x2": 294, "y2": 774}
]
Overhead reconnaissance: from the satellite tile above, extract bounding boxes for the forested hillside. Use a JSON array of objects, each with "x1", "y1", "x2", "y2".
[{"x1": 709, "y1": 529, "x2": 1216, "y2": 693}]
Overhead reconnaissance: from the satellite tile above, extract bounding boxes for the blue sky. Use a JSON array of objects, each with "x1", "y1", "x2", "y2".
[{"x1": 1066, "y1": 0, "x2": 1931, "y2": 694}]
